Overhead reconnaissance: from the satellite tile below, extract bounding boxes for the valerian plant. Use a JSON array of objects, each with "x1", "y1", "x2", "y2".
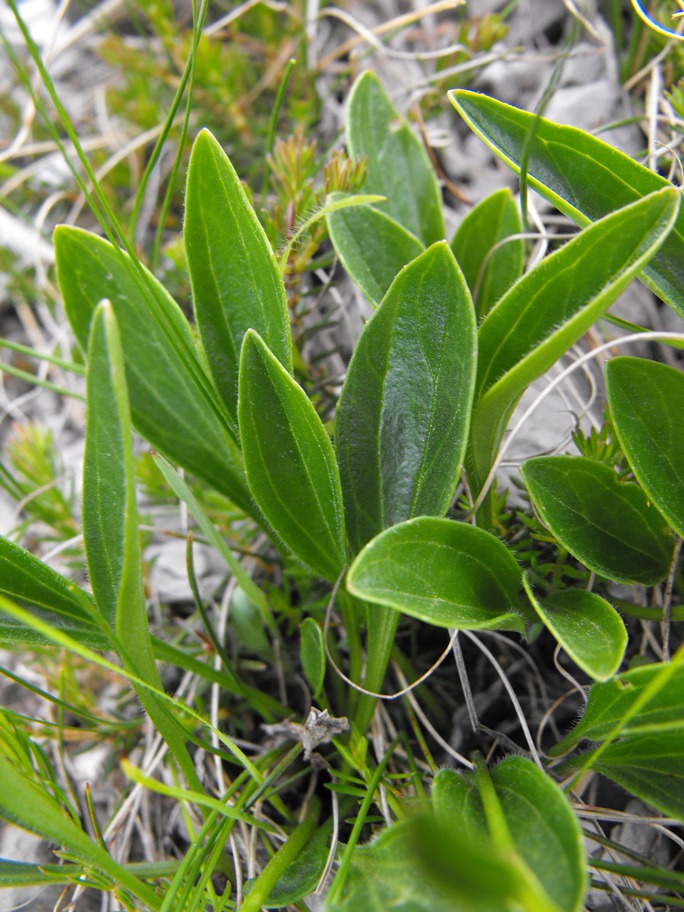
[{"x1": 0, "y1": 61, "x2": 683, "y2": 912}]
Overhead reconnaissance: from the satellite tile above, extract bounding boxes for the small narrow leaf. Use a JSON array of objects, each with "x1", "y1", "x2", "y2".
[
  {"x1": 433, "y1": 759, "x2": 587, "y2": 912},
  {"x1": 606, "y1": 356, "x2": 684, "y2": 538},
  {"x1": 451, "y1": 187, "x2": 524, "y2": 319},
  {"x1": 449, "y1": 89, "x2": 684, "y2": 316},
  {"x1": 327, "y1": 196, "x2": 424, "y2": 307},
  {"x1": 0, "y1": 755, "x2": 161, "y2": 910},
  {"x1": 300, "y1": 617, "x2": 325, "y2": 697},
  {"x1": 522, "y1": 456, "x2": 673, "y2": 585},
  {"x1": 347, "y1": 70, "x2": 445, "y2": 245},
  {"x1": 185, "y1": 129, "x2": 292, "y2": 423},
  {"x1": 347, "y1": 516, "x2": 524, "y2": 632},
  {"x1": 523, "y1": 578, "x2": 627, "y2": 681},
  {"x1": 550, "y1": 663, "x2": 684, "y2": 756},
  {"x1": 55, "y1": 226, "x2": 253, "y2": 515},
  {"x1": 238, "y1": 330, "x2": 346, "y2": 582},
  {"x1": 336, "y1": 242, "x2": 477, "y2": 555},
  {"x1": 469, "y1": 189, "x2": 679, "y2": 483}
]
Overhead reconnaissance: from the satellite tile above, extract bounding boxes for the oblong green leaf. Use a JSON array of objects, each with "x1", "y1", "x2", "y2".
[
  {"x1": 346, "y1": 516, "x2": 524, "y2": 632},
  {"x1": 347, "y1": 70, "x2": 445, "y2": 245},
  {"x1": 469, "y1": 189, "x2": 680, "y2": 483},
  {"x1": 550, "y1": 662, "x2": 684, "y2": 756},
  {"x1": 84, "y1": 304, "x2": 200, "y2": 790},
  {"x1": 84, "y1": 302, "x2": 154, "y2": 664},
  {"x1": 336, "y1": 242, "x2": 477, "y2": 555},
  {"x1": 523, "y1": 579, "x2": 626, "y2": 681},
  {"x1": 606, "y1": 356, "x2": 684, "y2": 538},
  {"x1": 451, "y1": 187, "x2": 524, "y2": 319},
  {"x1": 54, "y1": 226, "x2": 253, "y2": 515},
  {"x1": 238, "y1": 330, "x2": 346, "y2": 582},
  {"x1": 522, "y1": 456, "x2": 673, "y2": 585},
  {"x1": 185, "y1": 129, "x2": 292, "y2": 423},
  {"x1": 327, "y1": 196, "x2": 424, "y2": 307},
  {"x1": 433, "y1": 758, "x2": 587, "y2": 912},
  {"x1": 449, "y1": 89, "x2": 684, "y2": 316}
]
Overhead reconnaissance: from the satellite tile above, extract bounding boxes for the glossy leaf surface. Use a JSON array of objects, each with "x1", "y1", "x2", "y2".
[
  {"x1": 326, "y1": 195, "x2": 424, "y2": 306},
  {"x1": 523, "y1": 580, "x2": 626, "y2": 681},
  {"x1": 336, "y1": 242, "x2": 477, "y2": 555},
  {"x1": 347, "y1": 517, "x2": 524, "y2": 632},
  {"x1": 451, "y1": 187, "x2": 524, "y2": 319},
  {"x1": 433, "y1": 758, "x2": 587, "y2": 912},
  {"x1": 607, "y1": 356, "x2": 684, "y2": 538},
  {"x1": 185, "y1": 129, "x2": 292, "y2": 423},
  {"x1": 55, "y1": 226, "x2": 252, "y2": 514},
  {"x1": 239, "y1": 330, "x2": 346, "y2": 582},
  {"x1": 347, "y1": 70, "x2": 445, "y2": 245},
  {"x1": 551, "y1": 663, "x2": 684, "y2": 756},
  {"x1": 449, "y1": 90, "x2": 684, "y2": 316},
  {"x1": 522, "y1": 456, "x2": 673, "y2": 585},
  {"x1": 470, "y1": 189, "x2": 679, "y2": 483}
]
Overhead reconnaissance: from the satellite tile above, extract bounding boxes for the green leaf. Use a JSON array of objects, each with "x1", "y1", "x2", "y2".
[
  {"x1": 469, "y1": 189, "x2": 680, "y2": 484},
  {"x1": 451, "y1": 187, "x2": 524, "y2": 319},
  {"x1": 550, "y1": 662, "x2": 684, "y2": 756},
  {"x1": 347, "y1": 70, "x2": 445, "y2": 245},
  {"x1": 326, "y1": 195, "x2": 424, "y2": 307},
  {"x1": 84, "y1": 302, "x2": 146, "y2": 640},
  {"x1": 326, "y1": 818, "x2": 470, "y2": 912},
  {"x1": 54, "y1": 226, "x2": 253, "y2": 515},
  {"x1": 185, "y1": 129, "x2": 292, "y2": 423},
  {"x1": 449, "y1": 90, "x2": 684, "y2": 316},
  {"x1": 0, "y1": 754, "x2": 161, "y2": 910},
  {"x1": 240, "y1": 799, "x2": 320, "y2": 912},
  {"x1": 83, "y1": 302, "x2": 201, "y2": 792},
  {"x1": 433, "y1": 759, "x2": 587, "y2": 912},
  {"x1": 238, "y1": 330, "x2": 346, "y2": 582},
  {"x1": 0, "y1": 535, "x2": 97, "y2": 626},
  {"x1": 300, "y1": 617, "x2": 326, "y2": 697},
  {"x1": 0, "y1": 615, "x2": 109, "y2": 649},
  {"x1": 522, "y1": 456, "x2": 673, "y2": 585},
  {"x1": 336, "y1": 242, "x2": 477, "y2": 555},
  {"x1": 522, "y1": 578, "x2": 626, "y2": 681},
  {"x1": 264, "y1": 813, "x2": 334, "y2": 907},
  {"x1": 606, "y1": 356, "x2": 684, "y2": 538},
  {"x1": 0, "y1": 536, "x2": 109, "y2": 647},
  {"x1": 579, "y1": 731, "x2": 684, "y2": 822},
  {"x1": 346, "y1": 516, "x2": 524, "y2": 632}
]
